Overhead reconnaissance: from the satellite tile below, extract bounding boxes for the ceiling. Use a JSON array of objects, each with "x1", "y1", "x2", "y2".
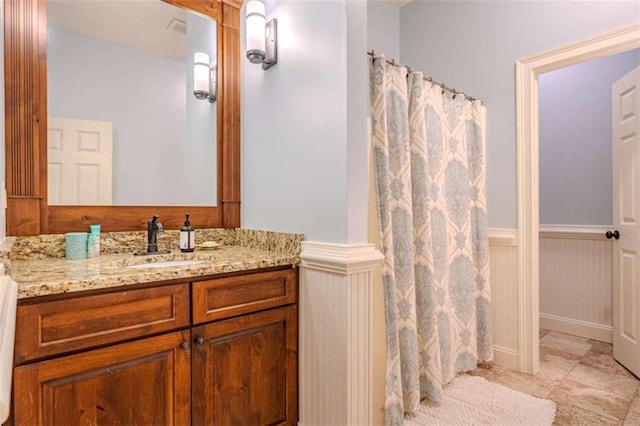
[
  {"x1": 48, "y1": 0, "x2": 189, "y2": 60},
  {"x1": 48, "y1": 0, "x2": 412, "y2": 59}
]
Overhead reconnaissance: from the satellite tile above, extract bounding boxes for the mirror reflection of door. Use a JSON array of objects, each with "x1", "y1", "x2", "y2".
[
  {"x1": 47, "y1": 0, "x2": 218, "y2": 207},
  {"x1": 47, "y1": 117, "x2": 113, "y2": 205}
]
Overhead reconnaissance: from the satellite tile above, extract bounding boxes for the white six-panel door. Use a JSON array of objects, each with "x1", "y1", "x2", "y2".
[
  {"x1": 612, "y1": 66, "x2": 640, "y2": 376},
  {"x1": 47, "y1": 117, "x2": 113, "y2": 205}
]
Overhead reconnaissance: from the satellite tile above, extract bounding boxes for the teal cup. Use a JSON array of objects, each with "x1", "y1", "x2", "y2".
[{"x1": 65, "y1": 232, "x2": 88, "y2": 260}]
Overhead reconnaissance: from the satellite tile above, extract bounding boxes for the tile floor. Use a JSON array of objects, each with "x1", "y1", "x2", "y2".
[{"x1": 467, "y1": 330, "x2": 640, "y2": 425}]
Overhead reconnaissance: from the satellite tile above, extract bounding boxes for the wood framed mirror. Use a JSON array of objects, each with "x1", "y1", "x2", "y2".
[{"x1": 4, "y1": 0, "x2": 242, "y2": 236}]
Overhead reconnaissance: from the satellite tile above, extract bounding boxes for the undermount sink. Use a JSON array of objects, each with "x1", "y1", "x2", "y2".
[{"x1": 126, "y1": 260, "x2": 207, "y2": 269}]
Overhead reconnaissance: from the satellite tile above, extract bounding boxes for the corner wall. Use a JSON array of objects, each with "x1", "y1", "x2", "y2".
[{"x1": 366, "y1": 2, "x2": 400, "y2": 422}]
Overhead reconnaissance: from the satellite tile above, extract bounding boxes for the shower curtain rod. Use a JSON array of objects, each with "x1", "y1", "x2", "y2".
[{"x1": 367, "y1": 49, "x2": 483, "y2": 104}]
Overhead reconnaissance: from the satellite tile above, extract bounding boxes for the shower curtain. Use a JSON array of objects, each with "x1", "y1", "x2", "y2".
[{"x1": 370, "y1": 56, "x2": 493, "y2": 424}]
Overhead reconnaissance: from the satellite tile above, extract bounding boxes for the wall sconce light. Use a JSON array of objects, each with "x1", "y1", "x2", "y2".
[
  {"x1": 193, "y1": 52, "x2": 216, "y2": 103},
  {"x1": 245, "y1": 0, "x2": 277, "y2": 70}
]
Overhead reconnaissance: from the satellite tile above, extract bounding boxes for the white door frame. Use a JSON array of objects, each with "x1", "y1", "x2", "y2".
[{"x1": 515, "y1": 22, "x2": 640, "y2": 375}]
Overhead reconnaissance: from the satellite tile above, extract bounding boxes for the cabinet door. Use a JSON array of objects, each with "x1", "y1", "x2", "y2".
[
  {"x1": 13, "y1": 330, "x2": 191, "y2": 425},
  {"x1": 192, "y1": 305, "x2": 298, "y2": 425}
]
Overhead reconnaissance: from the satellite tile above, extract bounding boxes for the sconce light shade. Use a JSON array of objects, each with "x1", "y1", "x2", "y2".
[
  {"x1": 194, "y1": 52, "x2": 210, "y2": 99},
  {"x1": 245, "y1": 0, "x2": 277, "y2": 70},
  {"x1": 194, "y1": 52, "x2": 216, "y2": 103},
  {"x1": 246, "y1": 0, "x2": 265, "y2": 64}
]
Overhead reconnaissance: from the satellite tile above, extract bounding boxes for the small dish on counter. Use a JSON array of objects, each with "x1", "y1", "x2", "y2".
[{"x1": 197, "y1": 241, "x2": 221, "y2": 250}]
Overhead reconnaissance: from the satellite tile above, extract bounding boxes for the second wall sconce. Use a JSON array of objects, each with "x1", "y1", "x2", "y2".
[
  {"x1": 245, "y1": 0, "x2": 277, "y2": 70},
  {"x1": 193, "y1": 52, "x2": 216, "y2": 103}
]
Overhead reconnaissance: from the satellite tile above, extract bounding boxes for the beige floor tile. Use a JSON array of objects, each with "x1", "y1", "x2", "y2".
[
  {"x1": 465, "y1": 362, "x2": 511, "y2": 383},
  {"x1": 624, "y1": 395, "x2": 640, "y2": 425},
  {"x1": 541, "y1": 344, "x2": 583, "y2": 362},
  {"x1": 541, "y1": 331, "x2": 593, "y2": 357},
  {"x1": 536, "y1": 347, "x2": 579, "y2": 381},
  {"x1": 540, "y1": 328, "x2": 551, "y2": 339},
  {"x1": 539, "y1": 346, "x2": 581, "y2": 381},
  {"x1": 467, "y1": 332, "x2": 640, "y2": 424},
  {"x1": 472, "y1": 364, "x2": 557, "y2": 399},
  {"x1": 554, "y1": 402, "x2": 621, "y2": 426},
  {"x1": 566, "y1": 363, "x2": 638, "y2": 400},
  {"x1": 588, "y1": 339, "x2": 614, "y2": 356},
  {"x1": 581, "y1": 349, "x2": 637, "y2": 379},
  {"x1": 549, "y1": 379, "x2": 630, "y2": 421}
]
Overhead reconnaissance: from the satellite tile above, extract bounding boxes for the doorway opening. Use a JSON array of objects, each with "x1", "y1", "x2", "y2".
[
  {"x1": 516, "y1": 23, "x2": 640, "y2": 375},
  {"x1": 537, "y1": 50, "x2": 640, "y2": 378}
]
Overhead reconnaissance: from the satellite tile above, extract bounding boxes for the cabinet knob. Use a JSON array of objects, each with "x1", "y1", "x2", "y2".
[
  {"x1": 196, "y1": 337, "x2": 205, "y2": 346},
  {"x1": 180, "y1": 342, "x2": 190, "y2": 350}
]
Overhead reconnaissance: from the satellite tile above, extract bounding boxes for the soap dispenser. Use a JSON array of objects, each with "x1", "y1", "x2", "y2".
[{"x1": 180, "y1": 213, "x2": 195, "y2": 253}]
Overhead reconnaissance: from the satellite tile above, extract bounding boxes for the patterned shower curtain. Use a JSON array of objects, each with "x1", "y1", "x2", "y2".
[{"x1": 370, "y1": 56, "x2": 493, "y2": 424}]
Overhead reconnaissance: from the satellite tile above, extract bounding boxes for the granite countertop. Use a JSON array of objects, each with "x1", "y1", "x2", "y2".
[
  {"x1": 11, "y1": 246, "x2": 299, "y2": 299},
  {"x1": 7, "y1": 229, "x2": 303, "y2": 299}
]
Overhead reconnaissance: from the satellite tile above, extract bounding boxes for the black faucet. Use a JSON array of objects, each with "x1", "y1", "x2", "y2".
[
  {"x1": 134, "y1": 215, "x2": 170, "y2": 256},
  {"x1": 147, "y1": 215, "x2": 163, "y2": 253}
]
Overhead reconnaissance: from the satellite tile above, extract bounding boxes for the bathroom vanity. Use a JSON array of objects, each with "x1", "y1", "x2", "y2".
[
  {"x1": 1, "y1": 0, "x2": 301, "y2": 421},
  {"x1": 5, "y1": 229, "x2": 301, "y2": 425}
]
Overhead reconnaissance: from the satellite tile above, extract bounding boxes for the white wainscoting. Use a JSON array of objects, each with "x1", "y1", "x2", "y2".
[
  {"x1": 298, "y1": 228, "x2": 569, "y2": 422},
  {"x1": 539, "y1": 225, "x2": 613, "y2": 343},
  {"x1": 488, "y1": 228, "x2": 519, "y2": 370},
  {"x1": 299, "y1": 242, "x2": 383, "y2": 426}
]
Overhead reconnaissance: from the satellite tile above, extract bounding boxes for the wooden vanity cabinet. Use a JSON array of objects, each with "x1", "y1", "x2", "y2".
[
  {"x1": 192, "y1": 305, "x2": 298, "y2": 425},
  {"x1": 191, "y1": 268, "x2": 299, "y2": 425},
  {"x1": 11, "y1": 267, "x2": 299, "y2": 426},
  {"x1": 13, "y1": 330, "x2": 192, "y2": 425}
]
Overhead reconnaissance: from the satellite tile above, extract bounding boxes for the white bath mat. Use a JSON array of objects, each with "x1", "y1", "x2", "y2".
[{"x1": 404, "y1": 375, "x2": 556, "y2": 426}]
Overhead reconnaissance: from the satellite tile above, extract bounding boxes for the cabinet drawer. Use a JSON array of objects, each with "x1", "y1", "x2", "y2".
[
  {"x1": 15, "y1": 283, "x2": 190, "y2": 363},
  {"x1": 193, "y1": 268, "x2": 297, "y2": 324}
]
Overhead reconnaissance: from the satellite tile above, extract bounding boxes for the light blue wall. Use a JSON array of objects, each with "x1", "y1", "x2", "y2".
[
  {"x1": 539, "y1": 49, "x2": 640, "y2": 226},
  {"x1": 399, "y1": 1, "x2": 639, "y2": 228},
  {"x1": 367, "y1": 0, "x2": 399, "y2": 59},
  {"x1": 347, "y1": 0, "x2": 370, "y2": 243},
  {"x1": 241, "y1": 0, "x2": 353, "y2": 243}
]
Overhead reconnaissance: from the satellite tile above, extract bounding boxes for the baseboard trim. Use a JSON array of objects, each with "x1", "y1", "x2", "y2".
[
  {"x1": 540, "y1": 313, "x2": 612, "y2": 343},
  {"x1": 493, "y1": 345, "x2": 519, "y2": 370}
]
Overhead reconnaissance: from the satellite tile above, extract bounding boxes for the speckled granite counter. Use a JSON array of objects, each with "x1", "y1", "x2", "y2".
[{"x1": 8, "y1": 229, "x2": 303, "y2": 299}]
